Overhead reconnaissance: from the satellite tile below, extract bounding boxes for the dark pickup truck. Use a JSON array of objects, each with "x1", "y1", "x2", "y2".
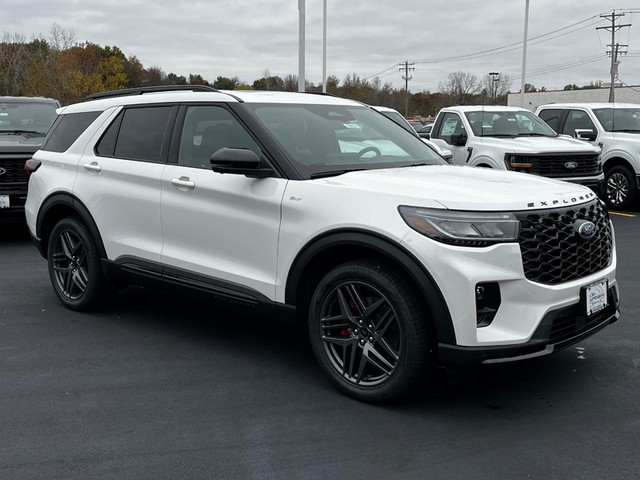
[{"x1": 0, "y1": 96, "x2": 58, "y2": 222}]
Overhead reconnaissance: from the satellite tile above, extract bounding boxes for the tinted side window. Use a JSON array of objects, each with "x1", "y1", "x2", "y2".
[
  {"x1": 434, "y1": 112, "x2": 465, "y2": 144},
  {"x1": 113, "y1": 106, "x2": 173, "y2": 162},
  {"x1": 562, "y1": 110, "x2": 596, "y2": 135},
  {"x1": 537, "y1": 109, "x2": 562, "y2": 133},
  {"x1": 177, "y1": 105, "x2": 261, "y2": 168},
  {"x1": 95, "y1": 112, "x2": 123, "y2": 157},
  {"x1": 41, "y1": 111, "x2": 101, "y2": 152}
]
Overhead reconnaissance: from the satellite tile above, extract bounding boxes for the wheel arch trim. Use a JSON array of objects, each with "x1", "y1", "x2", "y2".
[
  {"x1": 285, "y1": 229, "x2": 456, "y2": 344},
  {"x1": 36, "y1": 192, "x2": 107, "y2": 260}
]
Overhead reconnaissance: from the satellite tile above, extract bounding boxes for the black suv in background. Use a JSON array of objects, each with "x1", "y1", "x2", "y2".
[{"x1": 0, "y1": 96, "x2": 58, "y2": 222}]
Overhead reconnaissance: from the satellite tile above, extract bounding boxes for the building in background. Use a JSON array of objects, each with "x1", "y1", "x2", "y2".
[{"x1": 509, "y1": 86, "x2": 640, "y2": 111}]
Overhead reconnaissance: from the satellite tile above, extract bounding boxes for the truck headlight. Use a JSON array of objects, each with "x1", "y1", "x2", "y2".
[{"x1": 399, "y1": 206, "x2": 520, "y2": 247}]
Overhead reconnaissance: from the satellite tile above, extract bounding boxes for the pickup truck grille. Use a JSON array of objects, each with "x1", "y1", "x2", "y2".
[
  {"x1": 510, "y1": 153, "x2": 600, "y2": 177},
  {"x1": 515, "y1": 199, "x2": 612, "y2": 285},
  {"x1": 0, "y1": 155, "x2": 30, "y2": 184}
]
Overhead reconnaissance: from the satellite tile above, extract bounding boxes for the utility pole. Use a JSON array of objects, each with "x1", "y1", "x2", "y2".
[
  {"x1": 489, "y1": 72, "x2": 500, "y2": 104},
  {"x1": 399, "y1": 61, "x2": 414, "y2": 117},
  {"x1": 298, "y1": 0, "x2": 306, "y2": 92},
  {"x1": 597, "y1": 10, "x2": 630, "y2": 102}
]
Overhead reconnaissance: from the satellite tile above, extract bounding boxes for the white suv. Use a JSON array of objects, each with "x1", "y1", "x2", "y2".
[
  {"x1": 25, "y1": 86, "x2": 619, "y2": 402},
  {"x1": 536, "y1": 103, "x2": 640, "y2": 209}
]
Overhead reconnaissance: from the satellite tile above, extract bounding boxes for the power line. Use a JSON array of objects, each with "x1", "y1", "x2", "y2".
[{"x1": 412, "y1": 14, "x2": 605, "y2": 65}]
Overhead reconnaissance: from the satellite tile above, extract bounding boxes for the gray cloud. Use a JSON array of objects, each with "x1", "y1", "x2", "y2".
[{"x1": 4, "y1": 0, "x2": 639, "y2": 92}]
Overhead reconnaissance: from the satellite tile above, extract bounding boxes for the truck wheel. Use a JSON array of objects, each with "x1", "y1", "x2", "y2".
[
  {"x1": 47, "y1": 217, "x2": 113, "y2": 311},
  {"x1": 605, "y1": 165, "x2": 637, "y2": 209},
  {"x1": 308, "y1": 260, "x2": 429, "y2": 403}
]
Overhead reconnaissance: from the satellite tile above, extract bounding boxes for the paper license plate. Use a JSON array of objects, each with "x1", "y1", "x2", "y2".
[
  {"x1": 585, "y1": 279, "x2": 608, "y2": 316},
  {"x1": 0, "y1": 195, "x2": 9, "y2": 209}
]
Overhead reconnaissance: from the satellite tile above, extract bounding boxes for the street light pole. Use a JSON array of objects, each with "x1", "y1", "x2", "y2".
[
  {"x1": 520, "y1": 0, "x2": 529, "y2": 107},
  {"x1": 298, "y1": 0, "x2": 306, "y2": 92},
  {"x1": 322, "y1": 0, "x2": 327, "y2": 93}
]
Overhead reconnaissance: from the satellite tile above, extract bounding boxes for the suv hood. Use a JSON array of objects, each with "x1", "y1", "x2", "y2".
[
  {"x1": 476, "y1": 135, "x2": 601, "y2": 154},
  {"x1": 0, "y1": 133, "x2": 45, "y2": 150},
  {"x1": 324, "y1": 165, "x2": 597, "y2": 211}
]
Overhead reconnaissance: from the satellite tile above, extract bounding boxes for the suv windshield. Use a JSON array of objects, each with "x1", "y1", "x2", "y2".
[
  {"x1": 246, "y1": 103, "x2": 445, "y2": 178},
  {"x1": 593, "y1": 107, "x2": 640, "y2": 133},
  {"x1": 465, "y1": 110, "x2": 556, "y2": 137},
  {"x1": 0, "y1": 101, "x2": 57, "y2": 135}
]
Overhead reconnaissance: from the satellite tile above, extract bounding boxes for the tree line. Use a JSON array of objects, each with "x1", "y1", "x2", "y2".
[{"x1": 1, "y1": 25, "x2": 604, "y2": 118}]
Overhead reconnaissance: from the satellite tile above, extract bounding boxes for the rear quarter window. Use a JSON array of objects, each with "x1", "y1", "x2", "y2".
[{"x1": 41, "y1": 111, "x2": 101, "y2": 153}]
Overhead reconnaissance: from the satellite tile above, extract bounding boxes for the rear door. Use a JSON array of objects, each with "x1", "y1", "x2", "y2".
[
  {"x1": 160, "y1": 104, "x2": 286, "y2": 301},
  {"x1": 73, "y1": 104, "x2": 176, "y2": 264}
]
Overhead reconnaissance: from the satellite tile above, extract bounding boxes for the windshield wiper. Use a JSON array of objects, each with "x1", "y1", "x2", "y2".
[
  {"x1": 611, "y1": 129, "x2": 640, "y2": 133},
  {"x1": 310, "y1": 169, "x2": 364, "y2": 179},
  {"x1": 0, "y1": 129, "x2": 46, "y2": 137},
  {"x1": 516, "y1": 132, "x2": 551, "y2": 136}
]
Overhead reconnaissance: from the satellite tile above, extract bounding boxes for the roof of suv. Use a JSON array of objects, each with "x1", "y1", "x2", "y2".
[
  {"x1": 537, "y1": 102, "x2": 640, "y2": 110},
  {"x1": 61, "y1": 88, "x2": 362, "y2": 114},
  {"x1": 0, "y1": 96, "x2": 59, "y2": 105},
  {"x1": 442, "y1": 105, "x2": 529, "y2": 113}
]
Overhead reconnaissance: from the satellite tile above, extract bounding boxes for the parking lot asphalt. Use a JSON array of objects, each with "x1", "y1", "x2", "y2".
[{"x1": 1, "y1": 215, "x2": 639, "y2": 480}]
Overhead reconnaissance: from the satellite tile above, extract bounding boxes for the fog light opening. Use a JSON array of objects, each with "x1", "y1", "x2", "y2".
[{"x1": 476, "y1": 282, "x2": 501, "y2": 327}]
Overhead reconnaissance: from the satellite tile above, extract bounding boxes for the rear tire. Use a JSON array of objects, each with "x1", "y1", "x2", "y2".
[
  {"x1": 47, "y1": 217, "x2": 113, "y2": 311},
  {"x1": 605, "y1": 165, "x2": 637, "y2": 209},
  {"x1": 308, "y1": 260, "x2": 430, "y2": 403}
]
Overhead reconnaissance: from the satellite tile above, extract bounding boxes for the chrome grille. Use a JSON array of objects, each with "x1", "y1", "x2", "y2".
[{"x1": 516, "y1": 200, "x2": 612, "y2": 285}]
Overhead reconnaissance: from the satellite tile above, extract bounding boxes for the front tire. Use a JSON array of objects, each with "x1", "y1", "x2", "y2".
[
  {"x1": 47, "y1": 217, "x2": 112, "y2": 311},
  {"x1": 308, "y1": 260, "x2": 430, "y2": 403},
  {"x1": 605, "y1": 165, "x2": 637, "y2": 209}
]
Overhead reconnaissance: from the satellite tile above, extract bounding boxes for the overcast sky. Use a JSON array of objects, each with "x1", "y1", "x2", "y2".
[{"x1": 4, "y1": 0, "x2": 640, "y2": 93}]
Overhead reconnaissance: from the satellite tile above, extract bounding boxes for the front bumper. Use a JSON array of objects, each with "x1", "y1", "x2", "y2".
[
  {"x1": 560, "y1": 174, "x2": 605, "y2": 196},
  {"x1": 0, "y1": 186, "x2": 28, "y2": 223},
  {"x1": 438, "y1": 285, "x2": 619, "y2": 364}
]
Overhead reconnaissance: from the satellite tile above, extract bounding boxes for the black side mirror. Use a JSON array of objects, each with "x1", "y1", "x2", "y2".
[
  {"x1": 574, "y1": 129, "x2": 597, "y2": 142},
  {"x1": 210, "y1": 147, "x2": 275, "y2": 178},
  {"x1": 450, "y1": 133, "x2": 467, "y2": 146},
  {"x1": 418, "y1": 132, "x2": 431, "y2": 139}
]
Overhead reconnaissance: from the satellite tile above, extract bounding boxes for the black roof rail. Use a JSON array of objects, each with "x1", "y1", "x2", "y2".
[
  {"x1": 82, "y1": 85, "x2": 219, "y2": 102},
  {"x1": 304, "y1": 91, "x2": 338, "y2": 98}
]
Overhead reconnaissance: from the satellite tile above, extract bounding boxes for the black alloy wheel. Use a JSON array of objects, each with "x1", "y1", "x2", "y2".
[
  {"x1": 309, "y1": 260, "x2": 429, "y2": 403},
  {"x1": 47, "y1": 217, "x2": 111, "y2": 310},
  {"x1": 605, "y1": 165, "x2": 637, "y2": 209}
]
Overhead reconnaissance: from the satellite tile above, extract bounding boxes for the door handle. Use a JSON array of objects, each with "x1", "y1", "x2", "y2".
[
  {"x1": 83, "y1": 161, "x2": 101, "y2": 172},
  {"x1": 170, "y1": 176, "x2": 196, "y2": 190}
]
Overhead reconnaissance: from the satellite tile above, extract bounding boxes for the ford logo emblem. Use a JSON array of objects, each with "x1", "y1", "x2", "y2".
[
  {"x1": 0, "y1": 167, "x2": 6, "y2": 176},
  {"x1": 573, "y1": 219, "x2": 598, "y2": 240},
  {"x1": 564, "y1": 161, "x2": 578, "y2": 169}
]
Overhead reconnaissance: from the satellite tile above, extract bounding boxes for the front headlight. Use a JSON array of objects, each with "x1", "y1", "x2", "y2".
[{"x1": 398, "y1": 206, "x2": 520, "y2": 247}]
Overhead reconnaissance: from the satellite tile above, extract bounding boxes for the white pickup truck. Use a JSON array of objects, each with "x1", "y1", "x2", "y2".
[
  {"x1": 428, "y1": 105, "x2": 604, "y2": 195},
  {"x1": 536, "y1": 103, "x2": 640, "y2": 209}
]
